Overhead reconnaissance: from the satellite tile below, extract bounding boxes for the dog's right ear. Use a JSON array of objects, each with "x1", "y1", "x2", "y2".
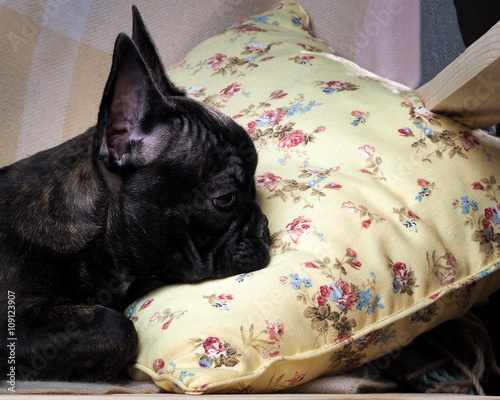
[{"x1": 131, "y1": 5, "x2": 184, "y2": 97}]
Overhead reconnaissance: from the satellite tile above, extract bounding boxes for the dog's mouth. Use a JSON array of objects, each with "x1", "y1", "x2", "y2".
[{"x1": 166, "y1": 206, "x2": 271, "y2": 283}]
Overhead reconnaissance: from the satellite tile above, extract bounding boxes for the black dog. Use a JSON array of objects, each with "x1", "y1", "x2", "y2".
[{"x1": 0, "y1": 6, "x2": 270, "y2": 382}]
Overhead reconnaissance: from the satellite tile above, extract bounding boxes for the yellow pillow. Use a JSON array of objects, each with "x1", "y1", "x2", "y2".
[{"x1": 126, "y1": 1, "x2": 500, "y2": 393}]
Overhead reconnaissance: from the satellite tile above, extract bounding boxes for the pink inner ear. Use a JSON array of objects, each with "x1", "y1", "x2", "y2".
[
  {"x1": 107, "y1": 126, "x2": 131, "y2": 161},
  {"x1": 105, "y1": 83, "x2": 144, "y2": 161}
]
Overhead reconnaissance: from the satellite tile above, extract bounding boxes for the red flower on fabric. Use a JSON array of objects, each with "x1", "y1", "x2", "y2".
[
  {"x1": 203, "y1": 337, "x2": 227, "y2": 359},
  {"x1": 153, "y1": 358, "x2": 165, "y2": 373},
  {"x1": 278, "y1": 130, "x2": 304, "y2": 148},
  {"x1": 265, "y1": 320, "x2": 284, "y2": 341},
  {"x1": 330, "y1": 280, "x2": 357, "y2": 312},
  {"x1": 361, "y1": 220, "x2": 371, "y2": 229},
  {"x1": 220, "y1": 82, "x2": 242, "y2": 102},
  {"x1": 206, "y1": 53, "x2": 227, "y2": 70},
  {"x1": 257, "y1": 172, "x2": 282, "y2": 192},
  {"x1": 286, "y1": 216, "x2": 313, "y2": 243},
  {"x1": 417, "y1": 178, "x2": 430, "y2": 187}
]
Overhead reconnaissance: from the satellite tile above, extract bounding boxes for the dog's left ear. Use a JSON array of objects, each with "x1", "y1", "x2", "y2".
[
  {"x1": 96, "y1": 33, "x2": 177, "y2": 169},
  {"x1": 132, "y1": 5, "x2": 184, "y2": 97}
]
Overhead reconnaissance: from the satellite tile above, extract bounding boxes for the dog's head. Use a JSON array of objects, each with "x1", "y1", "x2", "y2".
[{"x1": 94, "y1": 7, "x2": 270, "y2": 283}]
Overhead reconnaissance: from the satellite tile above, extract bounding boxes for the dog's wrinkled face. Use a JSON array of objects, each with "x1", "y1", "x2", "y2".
[{"x1": 95, "y1": 7, "x2": 270, "y2": 283}]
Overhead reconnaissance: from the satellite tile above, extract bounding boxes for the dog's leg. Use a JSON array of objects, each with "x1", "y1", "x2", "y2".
[{"x1": 13, "y1": 304, "x2": 137, "y2": 381}]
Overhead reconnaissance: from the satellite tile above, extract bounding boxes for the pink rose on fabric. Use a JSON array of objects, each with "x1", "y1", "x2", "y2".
[
  {"x1": 247, "y1": 120, "x2": 257, "y2": 134},
  {"x1": 257, "y1": 172, "x2": 282, "y2": 192},
  {"x1": 289, "y1": 371, "x2": 306, "y2": 386},
  {"x1": 265, "y1": 320, "x2": 284, "y2": 341},
  {"x1": 408, "y1": 211, "x2": 419, "y2": 220},
  {"x1": 306, "y1": 167, "x2": 328, "y2": 175},
  {"x1": 417, "y1": 178, "x2": 430, "y2": 187},
  {"x1": 472, "y1": 182, "x2": 485, "y2": 190},
  {"x1": 328, "y1": 183, "x2": 342, "y2": 189},
  {"x1": 220, "y1": 82, "x2": 242, "y2": 102},
  {"x1": 320, "y1": 285, "x2": 331, "y2": 298},
  {"x1": 153, "y1": 358, "x2": 165, "y2": 373},
  {"x1": 139, "y1": 299, "x2": 154, "y2": 311},
  {"x1": 349, "y1": 259, "x2": 362, "y2": 269},
  {"x1": 351, "y1": 110, "x2": 364, "y2": 118},
  {"x1": 361, "y1": 220, "x2": 371, "y2": 229},
  {"x1": 358, "y1": 145, "x2": 375, "y2": 159},
  {"x1": 270, "y1": 89, "x2": 287, "y2": 99},
  {"x1": 304, "y1": 262, "x2": 318, "y2": 269},
  {"x1": 393, "y1": 262, "x2": 409, "y2": 283},
  {"x1": 286, "y1": 216, "x2": 312, "y2": 243},
  {"x1": 327, "y1": 81, "x2": 346, "y2": 89},
  {"x1": 186, "y1": 86, "x2": 204, "y2": 97},
  {"x1": 341, "y1": 201, "x2": 356, "y2": 213},
  {"x1": 206, "y1": 53, "x2": 227, "y2": 70},
  {"x1": 398, "y1": 127, "x2": 413, "y2": 137},
  {"x1": 218, "y1": 294, "x2": 233, "y2": 300},
  {"x1": 162, "y1": 321, "x2": 171, "y2": 331},
  {"x1": 485, "y1": 208, "x2": 494, "y2": 221},
  {"x1": 278, "y1": 130, "x2": 304, "y2": 148},
  {"x1": 414, "y1": 106, "x2": 435, "y2": 120},
  {"x1": 235, "y1": 26, "x2": 261, "y2": 33},
  {"x1": 203, "y1": 337, "x2": 227, "y2": 359},
  {"x1": 330, "y1": 280, "x2": 357, "y2": 312},
  {"x1": 445, "y1": 249, "x2": 458, "y2": 268},
  {"x1": 459, "y1": 131, "x2": 481, "y2": 151},
  {"x1": 441, "y1": 268, "x2": 456, "y2": 286},
  {"x1": 248, "y1": 110, "x2": 285, "y2": 134},
  {"x1": 148, "y1": 312, "x2": 159, "y2": 326},
  {"x1": 346, "y1": 248, "x2": 357, "y2": 258},
  {"x1": 249, "y1": 42, "x2": 267, "y2": 53},
  {"x1": 262, "y1": 343, "x2": 280, "y2": 359}
]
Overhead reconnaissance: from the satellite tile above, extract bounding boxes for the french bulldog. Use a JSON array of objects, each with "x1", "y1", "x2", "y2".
[{"x1": 0, "y1": 6, "x2": 270, "y2": 382}]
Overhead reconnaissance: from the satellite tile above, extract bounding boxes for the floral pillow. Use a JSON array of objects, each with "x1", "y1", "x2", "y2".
[{"x1": 125, "y1": 0, "x2": 500, "y2": 394}]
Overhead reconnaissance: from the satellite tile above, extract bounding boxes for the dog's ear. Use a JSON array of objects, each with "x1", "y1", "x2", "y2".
[
  {"x1": 131, "y1": 5, "x2": 184, "y2": 97},
  {"x1": 96, "y1": 33, "x2": 174, "y2": 168}
]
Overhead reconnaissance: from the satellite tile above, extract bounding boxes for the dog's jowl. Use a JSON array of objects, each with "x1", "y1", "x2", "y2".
[{"x1": 0, "y1": 6, "x2": 270, "y2": 381}]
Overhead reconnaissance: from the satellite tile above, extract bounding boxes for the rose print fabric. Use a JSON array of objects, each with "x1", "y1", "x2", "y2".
[{"x1": 126, "y1": 1, "x2": 500, "y2": 394}]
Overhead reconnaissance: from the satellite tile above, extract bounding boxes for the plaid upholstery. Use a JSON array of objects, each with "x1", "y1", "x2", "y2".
[{"x1": 0, "y1": 0, "x2": 423, "y2": 168}]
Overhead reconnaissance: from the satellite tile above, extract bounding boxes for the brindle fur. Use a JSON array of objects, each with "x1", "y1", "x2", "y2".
[{"x1": 0, "y1": 7, "x2": 270, "y2": 381}]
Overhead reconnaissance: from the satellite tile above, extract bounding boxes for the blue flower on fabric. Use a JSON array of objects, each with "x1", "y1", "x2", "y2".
[
  {"x1": 253, "y1": 16, "x2": 269, "y2": 23},
  {"x1": 461, "y1": 196, "x2": 471, "y2": 214},
  {"x1": 287, "y1": 102, "x2": 303, "y2": 116},
  {"x1": 356, "y1": 289, "x2": 372, "y2": 311},
  {"x1": 302, "y1": 278, "x2": 313, "y2": 289},
  {"x1": 290, "y1": 274, "x2": 302, "y2": 290},
  {"x1": 392, "y1": 279, "x2": 400, "y2": 294},
  {"x1": 323, "y1": 88, "x2": 334, "y2": 95},
  {"x1": 199, "y1": 358, "x2": 211, "y2": 368},
  {"x1": 291, "y1": 18, "x2": 302, "y2": 27}
]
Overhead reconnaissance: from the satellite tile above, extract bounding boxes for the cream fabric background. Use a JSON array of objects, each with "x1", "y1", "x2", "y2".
[{"x1": 0, "y1": 0, "x2": 423, "y2": 168}]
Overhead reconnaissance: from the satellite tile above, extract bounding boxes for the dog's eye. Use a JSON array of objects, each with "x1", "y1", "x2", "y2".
[{"x1": 213, "y1": 193, "x2": 237, "y2": 211}]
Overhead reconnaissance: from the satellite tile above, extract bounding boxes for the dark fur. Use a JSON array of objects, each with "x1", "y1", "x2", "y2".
[{"x1": 0, "y1": 7, "x2": 270, "y2": 381}]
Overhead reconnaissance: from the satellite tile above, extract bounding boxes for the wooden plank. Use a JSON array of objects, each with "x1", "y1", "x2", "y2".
[{"x1": 417, "y1": 20, "x2": 500, "y2": 129}]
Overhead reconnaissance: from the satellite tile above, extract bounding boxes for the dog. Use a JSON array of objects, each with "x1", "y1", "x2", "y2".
[{"x1": 0, "y1": 6, "x2": 270, "y2": 382}]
